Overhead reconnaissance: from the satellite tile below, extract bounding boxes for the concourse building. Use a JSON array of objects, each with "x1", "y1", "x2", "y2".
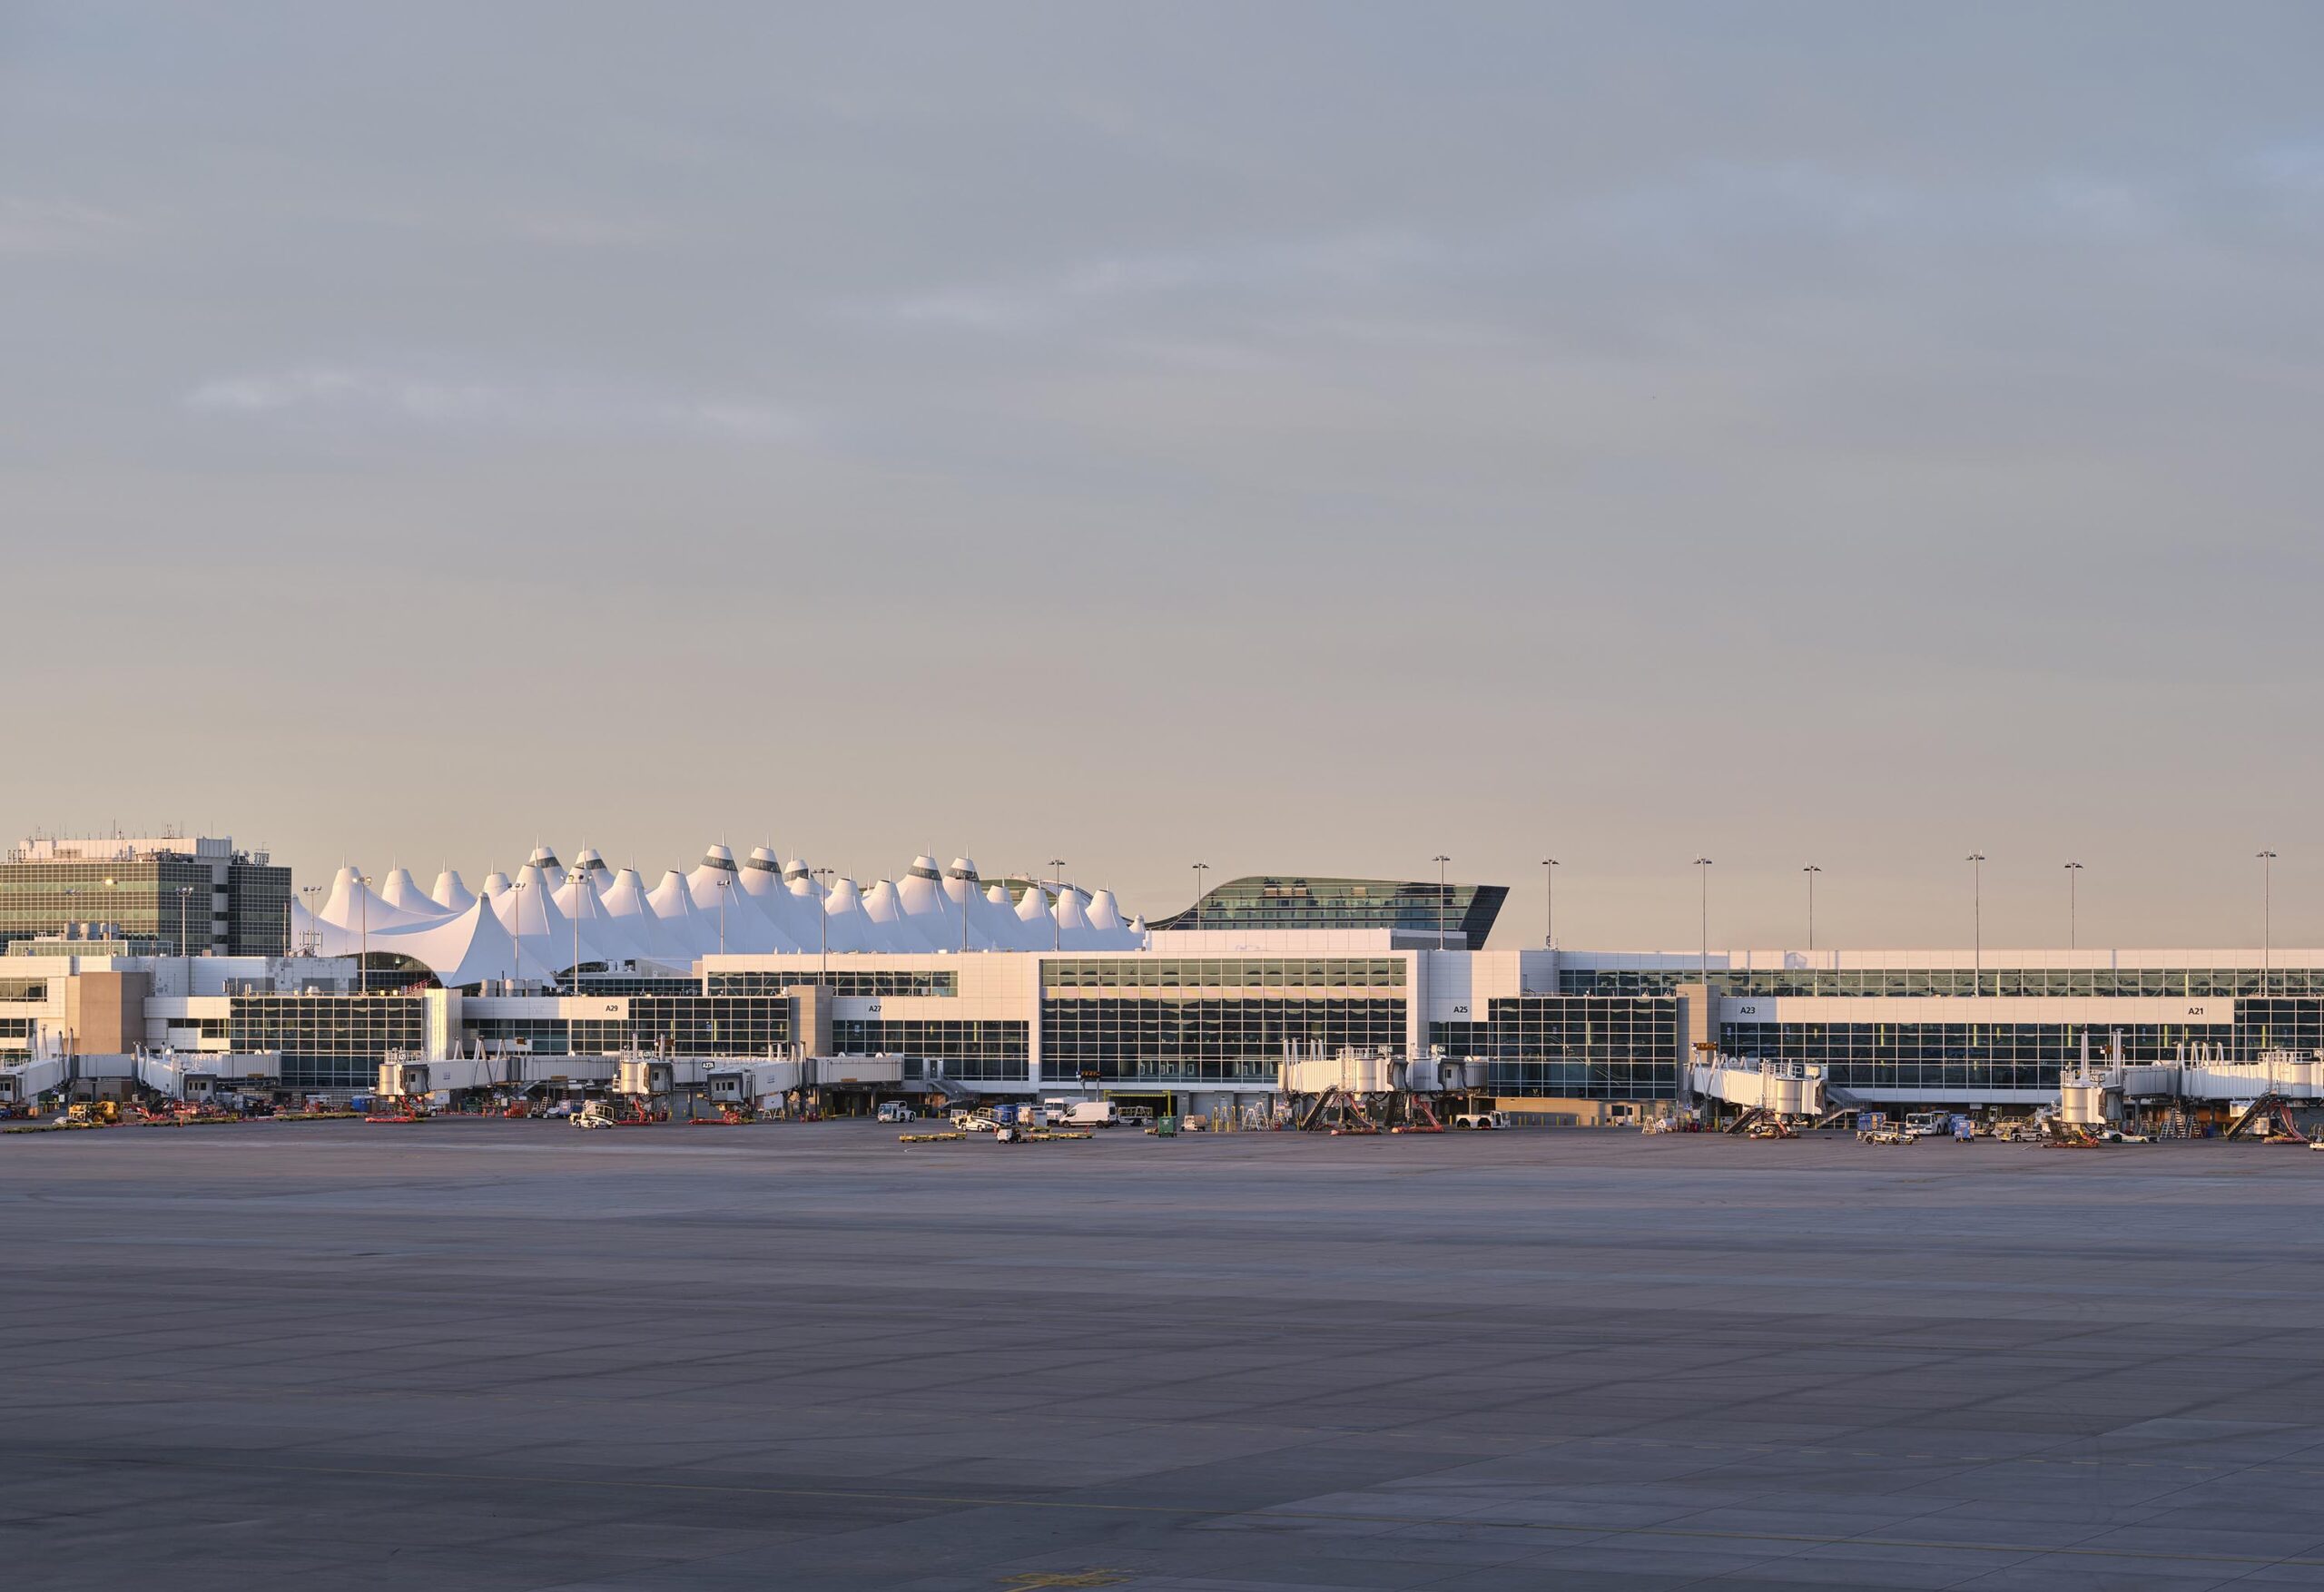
[{"x1": 1, "y1": 833, "x2": 2315, "y2": 1119}]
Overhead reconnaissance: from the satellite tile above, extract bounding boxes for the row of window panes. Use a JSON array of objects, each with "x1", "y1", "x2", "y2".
[
  {"x1": 1041, "y1": 998, "x2": 1405, "y2": 1078},
  {"x1": 1728, "y1": 1017, "x2": 2324, "y2": 1065},
  {"x1": 0, "y1": 860, "x2": 219, "y2": 953},
  {"x1": 832, "y1": 1019, "x2": 1027, "y2": 1080},
  {"x1": 557, "y1": 975, "x2": 703, "y2": 997},
  {"x1": 1564, "y1": 968, "x2": 2324, "y2": 998},
  {"x1": 570, "y1": 997, "x2": 793, "y2": 1056},
  {"x1": 228, "y1": 996, "x2": 428, "y2": 1055},
  {"x1": 709, "y1": 970, "x2": 958, "y2": 997},
  {"x1": 1043, "y1": 958, "x2": 1405, "y2": 991}
]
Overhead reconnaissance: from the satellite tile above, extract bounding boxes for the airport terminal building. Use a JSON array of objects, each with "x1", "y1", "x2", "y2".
[{"x1": 2, "y1": 836, "x2": 2315, "y2": 1115}]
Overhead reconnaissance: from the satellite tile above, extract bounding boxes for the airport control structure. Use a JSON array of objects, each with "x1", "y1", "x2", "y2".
[{"x1": 5, "y1": 830, "x2": 2324, "y2": 1127}]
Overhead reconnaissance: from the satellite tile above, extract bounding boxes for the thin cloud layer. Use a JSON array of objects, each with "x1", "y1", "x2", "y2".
[{"x1": 184, "y1": 367, "x2": 809, "y2": 442}]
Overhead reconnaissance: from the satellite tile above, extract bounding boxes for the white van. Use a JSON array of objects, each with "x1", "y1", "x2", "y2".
[{"x1": 1043, "y1": 1097, "x2": 1119, "y2": 1128}]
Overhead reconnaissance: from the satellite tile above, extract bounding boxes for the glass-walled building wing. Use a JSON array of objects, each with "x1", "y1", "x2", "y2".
[
  {"x1": 1150, "y1": 877, "x2": 1507, "y2": 946},
  {"x1": 0, "y1": 859, "x2": 217, "y2": 954},
  {"x1": 1563, "y1": 966, "x2": 2324, "y2": 997},
  {"x1": 1431, "y1": 996, "x2": 1679, "y2": 1100},
  {"x1": 1042, "y1": 956, "x2": 1408, "y2": 1086},
  {"x1": 229, "y1": 994, "x2": 428, "y2": 1090}
]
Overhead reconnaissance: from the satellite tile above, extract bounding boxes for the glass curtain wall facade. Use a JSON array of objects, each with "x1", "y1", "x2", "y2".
[
  {"x1": 1431, "y1": 997, "x2": 1679, "y2": 1099},
  {"x1": 0, "y1": 859, "x2": 216, "y2": 953},
  {"x1": 709, "y1": 970, "x2": 958, "y2": 997},
  {"x1": 832, "y1": 1019, "x2": 1027, "y2": 1080},
  {"x1": 577, "y1": 997, "x2": 790, "y2": 1055},
  {"x1": 1041, "y1": 957, "x2": 1407, "y2": 1086},
  {"x1": 226, "y1": 861, "x2": 292, "y2": 956},
  {"x1": 1151, "y1": 877, "x2": 1508, "y2": 946},
  {"x1": 1564, "y1": 966, "x2": 2324, "y2": 998},
  {"x1": 229, "y1": 995, "x2": 428, "y2": 1089},
  {"x1": 1724, "y1": 1007, "x2": 2324, "y2": 1085}
]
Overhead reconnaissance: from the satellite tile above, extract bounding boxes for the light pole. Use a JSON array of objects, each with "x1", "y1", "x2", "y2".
[
  {"x1": 300, "y1": 886, "x2": 320, "y2": 956},
  {"x1": 359, "y1": 873, "x2": 372, "y2": 996},
  {"x1": 813, "y1": 867, "x2": 834, "y2": 983},
  {"x1": 2259, "y1": 850, "x2": 2278, "y2": 988},
  {"x1": 572, "y1": 869, "x2": 587, "y2": 995},
  {"x1": 1966, "y1": 854, "x2": 1986, "y2": 997},
  {"x1": 1802, "y1": 865, "x2": 1821, "y2": 952},
  {"x1": 1541, "y1": 858, "x2": 1558, "y2": 948},
  {"x1": 1048, "y1": 860, "x2": 1066, "y2": 952},
  {"x1": 1433, "y1": 856, "x2": 1452, "y2": 950},
  {"x1": 507, "y1": 878, "x2": 525, "y2": 991},
  {"x1": 175, "y1": 884, "x2": 195, "y2": 957},
  {"x1": 1191, "y1": 861, "x2": 1209, "y2": 929},
  {"x1": 1693, "y1": 858, "x2": 1712, "y2": 988},
  {"x1": 715, "y1": 871, "x2": 731, "y2": 957},
  {"x1": 2063, "y1": 861, "x2": 2083, "y2": 951}
]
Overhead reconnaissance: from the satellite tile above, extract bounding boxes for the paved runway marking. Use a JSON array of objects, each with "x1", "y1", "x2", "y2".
[
  {"x1": 1000, "y1": 1573, "x2": 1129, "y2": 1587},
  {"x1": 39, "y1": 1452, "x2": 2324, "y2": 1572}
]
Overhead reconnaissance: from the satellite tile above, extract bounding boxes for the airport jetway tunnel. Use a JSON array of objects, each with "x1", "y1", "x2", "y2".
[
  {"x1": 2063, "y1": 1039, "x2": 2324, "y2": 1138},
  {"x1": 1689, "y1": 1055, "x2": 1827, "y2": 1125}
]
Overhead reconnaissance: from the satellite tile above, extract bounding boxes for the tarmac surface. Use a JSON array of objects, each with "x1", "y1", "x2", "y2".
[{"x1": 6, "y1": 1121, "x2": 2324, "y2": 1590}]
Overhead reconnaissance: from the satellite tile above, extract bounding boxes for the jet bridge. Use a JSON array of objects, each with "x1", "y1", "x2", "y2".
[
  {"x1": 379, "y1": 1045, "x2": 616, "y2": 1101},
  {"x1": 133, "y1": 1047, "x2": 281, "y2": 1099},
  {"x1": 1689, "y1": 1055, "x2": 1827, "y2": 1122},
  {"x1": 1275, "y1": 1044, "x2": 1490, "y2": 1133},
  {"x1": 2062, "y1": 1036, "x2": 2324, "y2": 1135},
  {"x1": 0, "y1": 1054, "x2": 68, "y2": 1109}
]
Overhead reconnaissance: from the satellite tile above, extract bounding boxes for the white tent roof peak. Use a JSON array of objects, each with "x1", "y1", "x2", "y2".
[
  {"x1": 745, "y1": 845, "x2": 781, "y2": 870},
  {"x1": 948, "y1": 857, "x2": 979, "y2": 880},
  {"x1": 599, "y1": 868, "x2": 654, "y2": 924},
  {"x1": 378, "y1": 867, "x2": 445, "y2": 918},
  {"x1": 703, "y1": 842, "x2": 736, "y2": 870},
  {"x1": 431, "y1": 869, "x2": 478, "y2": 912}
]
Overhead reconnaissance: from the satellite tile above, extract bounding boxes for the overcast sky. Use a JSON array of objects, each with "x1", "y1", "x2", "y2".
[{"x1": 5, "y1": 3, "x2": 2322, "y2": 949}]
